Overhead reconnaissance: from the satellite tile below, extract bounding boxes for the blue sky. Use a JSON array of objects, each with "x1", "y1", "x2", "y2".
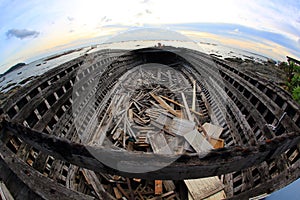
[{"x1": 0, "y1": 0, "x2": 299, "y2": 73}]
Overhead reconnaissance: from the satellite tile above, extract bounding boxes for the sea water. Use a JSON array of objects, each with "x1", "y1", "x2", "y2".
[{"x1": 0, "y1": 40, "x2": 269, "y2": 92}]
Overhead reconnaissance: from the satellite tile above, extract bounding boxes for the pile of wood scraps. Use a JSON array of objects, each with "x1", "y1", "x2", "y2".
[
  {"x1": 82, "y1": 68, "x2": 227, "y2": 199},
  {"x1": 81, "y1": 169, "x2": 180, "y2": 200},
  {"x1": 97, "y1": 83, "x2": 225, "y2": 155}
]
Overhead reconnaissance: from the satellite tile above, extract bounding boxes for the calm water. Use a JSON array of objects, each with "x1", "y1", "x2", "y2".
[{"x1": 0, "y1": 40, "x2": 269, "y2": 92}]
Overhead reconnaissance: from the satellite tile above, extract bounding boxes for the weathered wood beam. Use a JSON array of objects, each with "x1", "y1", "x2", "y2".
[
  {"x1": 149, "y1": 93, "x2": 180, "y2": 117},
  {"x1": 159, "y1": 95, "x2": 204, "y2": 117},
  {"x1": 0, "y1": 145, "x2": 95, "y2": 200},
  {"x1": 181, "y1": 92, "x2": 193, "y2": 121},
  {"x1": 1, "y1": 118, "x2": 299, "y2": 180}
]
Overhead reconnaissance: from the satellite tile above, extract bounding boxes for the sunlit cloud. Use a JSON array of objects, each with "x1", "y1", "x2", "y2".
[{"x1": 180, "y1": 30, "x2": 299, "y2": 61}]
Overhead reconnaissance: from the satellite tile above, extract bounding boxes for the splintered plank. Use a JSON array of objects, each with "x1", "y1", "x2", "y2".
[
  {"x1": 184, "y1": 176, "x2": 225, "y2": 200},
  {"x1": 183, "y1": 129, "x2": 213, "y2": 153},
  {"x1": 149, "y1": 92, "x2": 180, "y2": 117},
  {"x1": 155, "y1": 180, "x2": 163, "y2": 195},
  {"x1": 147, "y1": 132, "x2": 172, "y2": 154}
]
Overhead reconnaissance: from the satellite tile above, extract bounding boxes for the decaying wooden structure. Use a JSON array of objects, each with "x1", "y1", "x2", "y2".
[{"x1": 0, "y1": 47, "x2": 299, "y2": 199}]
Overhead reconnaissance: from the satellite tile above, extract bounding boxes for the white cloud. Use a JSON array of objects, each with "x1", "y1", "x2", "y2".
[
  {"x1": 1, "y1": 0, "x2": 300, "y2": 70},
  {"x1": 6, "y1": 29, "x2": 40, "y2": 39}
]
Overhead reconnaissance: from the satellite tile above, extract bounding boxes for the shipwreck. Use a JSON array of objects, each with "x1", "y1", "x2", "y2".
[{"x1": 0, "y1": 46, "x2": 299, "y2": 199}]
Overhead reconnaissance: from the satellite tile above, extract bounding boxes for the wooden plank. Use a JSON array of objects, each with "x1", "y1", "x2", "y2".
[
  {"x1": 133, "y1": 102, "x2": 141, "y2": 112},
  {"x1": 147, "y1": 132, "x2": 172, "y2": 154},
  {"x1": 116, "y1": 184, "x2": 130, "y2": 199},
  {"x1": 155, "y1": 180, "x2": 163, "y2": 195},
  {"x1": 157, "y1": 67, "x2": 161, "y2": 81},
  {"x1": 162, "y1": 191, "x2": 175, "y2": 198},
  {"x1": 81, "y1": 169, "x2": 107, "y2": 200},
  {"x1": 204, "y1": 190, "x2": 226, "y2": 200},
  {"x1": 123, "y1": 116, "x2": 127, "y2": 148},
  {"x1": 163, "y1": 180, "x2": 176, "y2": 191},
  {"x1": 151, "y1": 114, "x2": 172, "y2": 130},
  {"x1": 113, "y1": 187, "x2": 122, "y2": 199},
  {"x1": 168, "y1": 117, "x2": 195, "y2": 136},
  {"x1": 184, "y1": 176, "x2": 224, "y2": 200},
  {"x1": 110, "y1": 112, "x2": 125, "y2": 136},
  {"x1": 181, "y1": 92, "x2": 193, "y2": 121},
  {"x1": 192, "y1": 80, "x2": 196, "y2": 111},
  {"x1": 149, "y1": 92, "x2": 180, "y2": 117},
  {"x1": 66, "y1": 165, "x2": 78, "y2": 190},
  {"x1": 160, "y1": 95, "x2": 182, "y2": 107},
  {"x1": 188, "y1": 190, "x2": 226, "y2": 200},
  {"x1": 133, "y1": 112, "x2": 150, "y2": 124},
  {"x1": 125, "y1": 115, "x2": 136, "y2": 139},
  {"x1": 167, "y1": 136, "x2": 185, "y2": 154},
  {"x1": 126, "y1": 178, "x2": 135, "y2": 200},
  {"x1": 160, "y1": 95, "x2": 204, "y2": 117},
  {"x1": 183, "y1": 129, "x2": 213, "y2": 153},
  {"x1": 88, "y1": 112, "x2": 114, "y2": 146},
  {"x1": 137, "y1": 191, "x2": 145, "y2": 200},
  {"x1": 128, "y1": 109, "x2": 133, "y2": 122},
  {"x1": 112, "y1": 128, "x2": 123, "y2": 141},
  {"x1": 209, "y1": 138, "x2": 224, "y2": 149},
  {"x1": 202, "y1": 123, "x2": 224, "y2": 138},
  {"x1": 87, "y1": 94, "x2": 118, "y2": 144},
  {"x1": 0, "y1": 181, "x2": 14, "y2": 200},
  {"x1": 167, "y1": 69, "x2": 173, "y2": 86}
]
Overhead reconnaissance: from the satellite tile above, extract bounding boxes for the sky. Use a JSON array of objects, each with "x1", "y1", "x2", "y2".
[{"x1": 0, "y1": 0, "x2": 299, "y2": 73}]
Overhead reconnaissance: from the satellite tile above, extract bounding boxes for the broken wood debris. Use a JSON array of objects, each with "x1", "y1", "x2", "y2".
[
  {"x1": 75, "y1": 81, "x2": 226, "y2": 199},
  {"x1": 90, "y1": 176, "x2": 181, "y2": 200},
  {"x1": 89, "y1": 82, "x2": 224, "y2": 155}
]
